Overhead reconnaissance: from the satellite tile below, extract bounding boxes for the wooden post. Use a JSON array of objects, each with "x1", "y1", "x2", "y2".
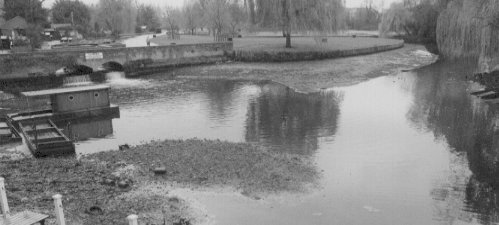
[
  {"x1": 33, "y1": 122, "x2": 38, "y2": 150},
  {"x1": 53, "y1": 194, "x2": 66, "y2": 225},
  {"x1": 127, "y1": 214, "x2": 138, "y2": 225},
  {"x1": 0, "y1": 177, "x2": 10, "y2": 218}
]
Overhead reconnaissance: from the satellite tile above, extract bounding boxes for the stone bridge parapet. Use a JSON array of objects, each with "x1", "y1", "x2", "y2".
[{"x1": 0, "y1": 42, "x2": 233, "y2": 79}]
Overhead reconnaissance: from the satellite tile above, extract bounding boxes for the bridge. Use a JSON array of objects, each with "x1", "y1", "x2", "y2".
[{"x1": 0, "y1": 42, "x2": 233, "y2": 79}]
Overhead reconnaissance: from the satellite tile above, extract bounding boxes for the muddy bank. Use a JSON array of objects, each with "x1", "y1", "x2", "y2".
[
  {"x1": 0, "y1": 139, "x2": 318, "y2": 225},
  {"x1": 172, "y1": 44, "x2": 436, "y2": 93}
]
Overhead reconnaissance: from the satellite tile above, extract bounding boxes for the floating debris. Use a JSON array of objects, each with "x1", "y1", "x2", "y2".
[
  {"x1": 363, "y1": 205, "x2": 380, "y2": 213},
  {"x1": 86, "y1": 206, "x2": 104, "y2": 216},
  {"x1": 119, "y1": 144, "x2": 131, "y2": 150},
  {"x1": 153, "y1": 167, "x2": 167, "y2": 175}
]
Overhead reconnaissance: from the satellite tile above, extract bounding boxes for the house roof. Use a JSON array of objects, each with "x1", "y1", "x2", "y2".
[
  {"x1": 22, "y1": 85, "x2": 110, "y2": 97},
  {"x1": 1, "y1": 16, "x2": 28, "y2": 30},
  {"x1": 51, "y1": 23, "x2": 72, "y2": 29}
]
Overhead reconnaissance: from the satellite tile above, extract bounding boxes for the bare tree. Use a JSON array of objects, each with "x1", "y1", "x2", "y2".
[
  {"x1": 274, "y1": 0, "x2": 345, "y2": 48},
  {"x1": 97, "y1": 0, "x2": 137, "y2": 37},
  {"x1": 163, "y1": 6, "x2": 181, "y2": 39},
  {"x1": 378, "y1": 2, "x2": 413, "y2": 36},
  {"x1": 182, "y1": 1, "x2": 202, "y2": 35},
  {"x1": 228, "y1": 1, "x2": 246, "y2": 36},
  {"x1": 205, "y1": 0, "x2": 230, "y2": 37},
  {"x1": 246, "y1": 0, "x2": 256, "y2": 25}
]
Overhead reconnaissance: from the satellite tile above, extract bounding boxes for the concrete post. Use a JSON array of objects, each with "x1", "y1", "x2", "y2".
[
  {"x1": 0, "y1": 177, "x2": 10, "y2": 218},
  {"x1": 127, "y1": 214, "x2": 138, "y2": 225},
  {"x1": 53, "y1": 194, "x2": 66, "y2": 225}
]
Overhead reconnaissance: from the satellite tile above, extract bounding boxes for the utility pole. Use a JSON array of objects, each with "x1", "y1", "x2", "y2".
[{"x1": 70, "y1": 11, "x2": 74, "y2": 40}]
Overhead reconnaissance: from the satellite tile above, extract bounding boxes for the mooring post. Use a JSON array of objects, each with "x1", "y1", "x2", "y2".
[
  {"x1": 0, "y1": 177, "x2": 10, "y2": 219},
  {"x1": 53, "y1": 194, "x2": 66, "y2": 225},
  {"x1": 127, "y1": 214, "x2": 138, "y2": 225}
]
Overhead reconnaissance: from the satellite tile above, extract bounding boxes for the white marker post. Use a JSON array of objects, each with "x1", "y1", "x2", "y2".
[
  {"x1": 0, "y1": 177, "x2": 10, "y2": 219},
  {"x1": 53, "y1": 194, "x2": 66, "y2": 225},
  {"x1": 127, "y1": 214, "x2": 138, "y2": 225}
]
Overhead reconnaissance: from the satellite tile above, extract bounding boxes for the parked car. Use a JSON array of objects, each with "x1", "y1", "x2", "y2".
[
  {"x1": 0, "y1": 36, "x2": 11, "y2": 50},
  {"x1": 60, "y1": 37, "x2": 73, "y2": 43}
]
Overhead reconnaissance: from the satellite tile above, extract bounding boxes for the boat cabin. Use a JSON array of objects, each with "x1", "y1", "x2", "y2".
[
  {"x1": 22, "y1": 85, "x2": 111, "y2": 113},
  {"x1": 6, "y1": 85, "x2": 120, "y2": 157},
  {"x1": 8, "y1": 84, "x2": 120, "y2": 125}
]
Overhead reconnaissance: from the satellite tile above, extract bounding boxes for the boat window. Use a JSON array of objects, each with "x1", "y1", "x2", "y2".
[
  {"x1": 68, "y1": 95, "x2": 74, "y2": 101},
  {"x1": 94, "y1": 92, "x2": 100, "y2": 98}
]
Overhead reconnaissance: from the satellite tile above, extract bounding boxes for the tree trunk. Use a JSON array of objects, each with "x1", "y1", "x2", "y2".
[
  {"x1": 248, "y1": 0, "x2": 256, "y2": 25},
  {"x1": 281, "y1": 0, "x2": 291, "y2": 48},
  {"x1": 285, "y1": 32, "x2": 291, "y2": 48}
]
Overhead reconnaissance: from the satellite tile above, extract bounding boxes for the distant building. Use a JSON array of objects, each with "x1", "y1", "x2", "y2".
[
  {"x1": 0, "y1": 16, "x2": 28, "y2": 40},
  {"x1": 51, "y1": 23, "x2": 82, "y2": 40},
  {"x1": 51, "y1": 23, "x2": 73, "y2": 30}
]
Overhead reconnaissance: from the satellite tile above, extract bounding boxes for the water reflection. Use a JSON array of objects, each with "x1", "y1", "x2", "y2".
[
  {"x1": 6, "y1": 57, "x2": 499, "y2": 224},
  {"x1": 245, "y1": 83, "x2": 341, "y2": 154},
  {"x1": 0, "y1": 77, "x2": 342, "y2": 155},
  {"x1": 200, "y1": 80, "x2": 241, "y2": 120},
  {"x1": 407, "y1": 60, "x2": 499, "y2": 224},
  {"x1": 106, "y1": 78, "x2": 341, "y2": 155},
  {"x1": 56, "y1": 119, "x2": 114, "y2": 141}
]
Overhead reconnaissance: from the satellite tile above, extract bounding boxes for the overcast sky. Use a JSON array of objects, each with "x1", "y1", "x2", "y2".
[{"x1": 44, "y1": 0, "x2": 400, "y2": 9}]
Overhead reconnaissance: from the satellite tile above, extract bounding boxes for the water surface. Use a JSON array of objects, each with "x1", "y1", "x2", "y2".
[{"x1": 2, "y1": 50, "x2": 499, "y2": 225}]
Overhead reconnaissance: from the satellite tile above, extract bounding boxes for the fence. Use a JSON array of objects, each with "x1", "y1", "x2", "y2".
[
  {"x1": 0, "y1": 177, "x2": 140, "y2": 225},
  {"x1": 167, "y1": 32, "x2": 181, "y2": 40},
  {"x1": 214, "y1": 34, "x2": 233, "y2": 42}
]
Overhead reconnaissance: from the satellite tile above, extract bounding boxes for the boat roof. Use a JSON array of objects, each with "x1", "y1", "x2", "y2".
[{"x1": 21, "y1": 85, "x2": 110, "y2": 97}]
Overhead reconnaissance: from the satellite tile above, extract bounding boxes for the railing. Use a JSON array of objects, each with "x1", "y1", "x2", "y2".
[
  {"x1": 214, "y1": 34, "x2": 233, "y2": 42},
  {"x1": 167, "y1": 32, "x2": 180, "y2": 40}
]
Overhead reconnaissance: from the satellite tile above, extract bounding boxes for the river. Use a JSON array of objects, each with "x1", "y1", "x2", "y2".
[{"x1": 1, "y1": 47, "x2": 499, "y2": 224}]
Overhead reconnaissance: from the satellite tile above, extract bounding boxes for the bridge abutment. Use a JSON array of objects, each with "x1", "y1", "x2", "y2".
[{"x1": 0, "y1": 42, "x2": 233, "y2": 79}]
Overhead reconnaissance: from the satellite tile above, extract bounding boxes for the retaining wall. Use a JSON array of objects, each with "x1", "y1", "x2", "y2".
[{"x1": 232, "y1": 41, "x2": 404, "y2": 62}]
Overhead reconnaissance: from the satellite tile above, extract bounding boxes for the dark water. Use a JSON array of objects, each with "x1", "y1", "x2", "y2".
[
  {"x1": 3, "y1": 50, "x2": 499, "y2": 224},
  {"x1": 78, "y1": 76, "x2": 341, "y2": 155}
]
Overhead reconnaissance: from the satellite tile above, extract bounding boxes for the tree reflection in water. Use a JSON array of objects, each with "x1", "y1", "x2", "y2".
[
  {"x1": 244, "y1": 82, "x2": 342, "y2": 155},
  {"x1": 407, "y1": 60, "x2": 499, "y2": 224},
  {"x1": 201, "y1": 80, "x2": 240, "y2": 119}
]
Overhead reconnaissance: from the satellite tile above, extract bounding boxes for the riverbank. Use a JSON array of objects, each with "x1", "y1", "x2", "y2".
[
  {"x1": 151, "y1": 35, "x2": 399, "y2": 51},
  {"x1": 172, "y1": 44, "x2": 437, "y2": 93},
  {"x1": 0, "y1": 36, "x2": 403, "y2": 82},
  {"x1": 151, "y1": 35, "x2": 404, "y2": 62},
  {"x1": 1, "y1": 139, "x2": 318, "y2": 225}
]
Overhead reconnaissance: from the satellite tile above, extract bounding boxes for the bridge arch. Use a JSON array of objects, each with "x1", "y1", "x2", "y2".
[{"x1": 99, "y1": 61, "x2": 124, "y2": 72}]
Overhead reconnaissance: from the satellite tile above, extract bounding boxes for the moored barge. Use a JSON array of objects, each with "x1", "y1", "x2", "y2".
[{"x1": 6, "y1": 84, "x2": 120, "y2": 157}]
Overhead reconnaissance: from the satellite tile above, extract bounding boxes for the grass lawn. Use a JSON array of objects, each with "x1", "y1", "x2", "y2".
[{"x1": 150, "y1": 34, "x2": 402, "y2": 52}]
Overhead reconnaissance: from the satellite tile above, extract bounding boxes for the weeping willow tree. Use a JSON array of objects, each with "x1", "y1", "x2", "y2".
[
  {"x1": 378, "y1": 2, "x2": 412, "y2": 37},
  {"x1": 96, "y1": 0, "x2": 137, "y2": 37},
  {"x1": 252, "y1": 0, "x2": 344, "y2": 48}
]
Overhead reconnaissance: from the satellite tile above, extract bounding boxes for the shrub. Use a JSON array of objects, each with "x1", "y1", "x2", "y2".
[
  {"x1": 26, "y1": 24, "x2": 44, "y2": 49},
  {"x1": 11, "y1": 38, "x2": 30, "y2": 46}
]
